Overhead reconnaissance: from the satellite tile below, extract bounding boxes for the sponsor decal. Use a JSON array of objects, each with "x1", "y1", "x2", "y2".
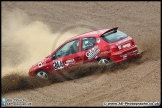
[
  {"x1": 38, "y1": 62, "x2": 43, "y2": 68},
  {"x1": 120, "y1": 50, "x2": 138, "y2": 58},
  {"x1": 100, "y1": 51, "x2": 109, "y2": 54},
  {"x1": 122, "y1": 43, "x2": 131, "y2": 48},
  {"x1": 86, "y1": 45, "x2": 100, "y2": 60},
  {"x1": 64, "y1": 59, "x2": 75, "y2": 66},
  {"x1": 95, "y1": 56, "x2": 98, "y2": 59},
  {"x1": 53, "y1": 59, "x2": 64, "y2": 70}
]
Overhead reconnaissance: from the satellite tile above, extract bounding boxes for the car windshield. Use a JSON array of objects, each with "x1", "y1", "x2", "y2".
[
  {"x1": 101, "y1": 30, "x2": 127, "y2": 43},
  {"x1": 54, "y1": 39, "x2": 79, "y2": 59}
]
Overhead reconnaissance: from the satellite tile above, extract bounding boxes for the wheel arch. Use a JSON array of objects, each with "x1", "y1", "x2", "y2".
[
  {"x1": 35, "y1": 69, "x2": 49, "y2": 76},
  {"x1": 97, "y1": 56, "x2": 111, "y2": 62}
]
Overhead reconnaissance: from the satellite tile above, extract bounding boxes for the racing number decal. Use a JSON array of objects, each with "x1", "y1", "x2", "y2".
[
  {"x1": 53, "y1": 60, "x2": 64, "y2": 70},
  {"x1": 86, "y1": 45, "x2": 100, "y2": 60}
]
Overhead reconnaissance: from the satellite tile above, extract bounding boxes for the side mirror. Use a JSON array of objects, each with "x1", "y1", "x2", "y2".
[
  {"x1": 45, "y1": 55, "x2": 49, "y2": 58},
  {"x1": 52, "y1": 54, "x2": 56, "y2": 60}
]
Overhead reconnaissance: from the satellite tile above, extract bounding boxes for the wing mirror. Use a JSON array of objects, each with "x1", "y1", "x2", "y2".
[
  {"x1": 45, "y1": 55, "x2": 49, "y2": 58},
  {"x1": 52, "y1": 54, "x2": 56, "y2": 60}
]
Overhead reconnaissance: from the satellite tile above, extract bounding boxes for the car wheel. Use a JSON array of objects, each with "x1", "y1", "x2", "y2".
[
  {"x1": 35, "y1": 70, "x2": 49, "y2": 80},
  {"x1": 98, "y1": 58, "x2": 112, "y2": 66}
]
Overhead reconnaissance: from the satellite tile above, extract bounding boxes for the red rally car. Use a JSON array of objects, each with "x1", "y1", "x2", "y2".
[{"x1": 29, "y1": 27, "x2": 139, "y2": 79}]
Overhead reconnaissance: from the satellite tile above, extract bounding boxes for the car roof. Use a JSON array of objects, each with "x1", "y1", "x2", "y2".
[{"x1": 66, "y1": 28, "x2": 110, "y2": 42}]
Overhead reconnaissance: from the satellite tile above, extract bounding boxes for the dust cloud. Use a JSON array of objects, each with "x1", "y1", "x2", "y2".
[
  {"x1": 2, "y1": 9, "x2": 92, "y2": 77},
  {"x1": 2, "y1": 74, "x2": 51, "y2": 94},
  {"x1": 1, "y1": 9, "x2": 102, "y2": 94},
  {"x1": 2, "y1": 9, "x2": 53, "y2": 76},
  {"x1": 2, "y1": 7, "x2": 159, "y2": 95},
  {"x1": 1, "y1": 9, "x2": 95, "y2": 94}
]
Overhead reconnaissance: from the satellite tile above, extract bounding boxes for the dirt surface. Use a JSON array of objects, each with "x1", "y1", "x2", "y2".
[{"x1": 2, "y1": 1, "x2": 161, "y2": 106}]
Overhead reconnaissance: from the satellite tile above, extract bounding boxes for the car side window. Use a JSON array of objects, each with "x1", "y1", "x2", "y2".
[
  {"x1": 82, "y1": 37, "x2": 96, "y2": 51},
  {"x1": 55, "y1": 39, "x2": 79, "y2": 59}
]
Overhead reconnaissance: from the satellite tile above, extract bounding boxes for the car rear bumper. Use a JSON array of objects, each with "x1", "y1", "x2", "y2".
[{"x1": 111, "y1": 45, "x2": 140, "y2": 63}]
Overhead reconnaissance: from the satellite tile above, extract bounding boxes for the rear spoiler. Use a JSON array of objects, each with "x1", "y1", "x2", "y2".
[{"x1": 101, "y1": 27, "x2": 118, "y2": 36}]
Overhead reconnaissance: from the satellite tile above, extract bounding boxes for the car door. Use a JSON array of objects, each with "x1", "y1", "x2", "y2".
[
  {"x1": 81, "y1": 37, "x2": 100, "y2": 64},
  {"x1": 50, "y1": 38, "x2": 83, "y2": 74}
]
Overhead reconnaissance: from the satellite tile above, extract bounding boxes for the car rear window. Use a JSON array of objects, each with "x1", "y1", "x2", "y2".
[{"x1": 101, "y1": 30, "x2": 127, "y2": 43}]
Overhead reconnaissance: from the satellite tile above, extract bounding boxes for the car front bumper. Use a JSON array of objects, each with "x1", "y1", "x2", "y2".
[{"x1": 28, "y1": 66, "x2": 36, "y2": 76}]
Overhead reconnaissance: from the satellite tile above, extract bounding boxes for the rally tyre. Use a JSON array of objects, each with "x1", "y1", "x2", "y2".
[
  {"x1": 98, "y1": 57, "x2": 112, "y2": 66},
  {"x1": 35, "y1": 70, "x2": 49, "y2": 80}
]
